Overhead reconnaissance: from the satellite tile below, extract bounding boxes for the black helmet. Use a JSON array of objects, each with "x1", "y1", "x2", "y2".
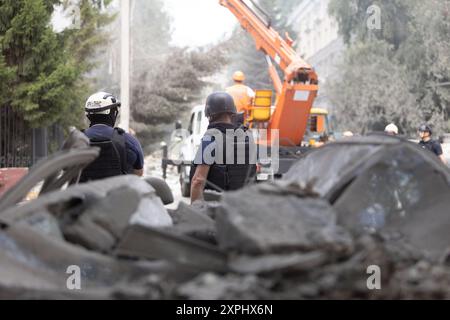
[
  {"x1": 205, "y1": 92, "x2": 237, "y2": 118},
  {"x1": 418, "y1": 124, "x2": 432, "y2": 135}
]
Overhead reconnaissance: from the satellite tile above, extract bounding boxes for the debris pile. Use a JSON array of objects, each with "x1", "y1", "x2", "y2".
[
  {"x1": 1, "y1": 135, "x2": 450, "y2": 299},
  {"x1": 170, "y1": 182, "x2": 450, "y2": 300}
]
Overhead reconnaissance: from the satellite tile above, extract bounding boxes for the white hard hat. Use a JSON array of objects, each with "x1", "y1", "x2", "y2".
[
  {"x1": 384, "y1": 123, "x2": 398, "y2": 135},
  {"x1": 343, "y1": 131, "x2": 354, "y2": 137},
  {"x1": 85, "y1": 92, "x2": 121, "y2": 115}
]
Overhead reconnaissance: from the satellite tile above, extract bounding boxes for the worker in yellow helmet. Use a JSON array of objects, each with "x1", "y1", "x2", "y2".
[{"x1": 226, "y1": 71, "x2": 256, "y2": 114}]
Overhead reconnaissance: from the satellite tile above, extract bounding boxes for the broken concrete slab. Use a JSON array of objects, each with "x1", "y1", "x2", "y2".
[
  {"x1": 14, "y1": 211, "x2": 64, "y2": 241},
  {"x1": 284, "y1": 135, "x2": 450, "y2": 200},
  {"x1": 229, "y1": 251, "x2": 327, "y2": 275},
  {"x1": 144, "y1": 177, "x2": 174, "y2": 205},
  {"x1": 189, "y1": 200, "x2": 222, "y2": 220},
  {"x1": 284, "y1": 142, "x2": 384, "y2": 197},
  {"x1": 215, "y1": 184, "x2": 353, "y2": 255},
  {"x1": 0, "y1": 175, "x2": 173, "y2": 252},
  {"x1": 0, "y1": 148, "x2": 100, "y2": 212},
  {"x1": 115, "y1": 224, "x2": 228, "y2": 273},
  {"x1": 0, "y1": 224, "x2": 166, "y2": 299},
  {"x1": 332, "y1": 144, "x2": 450, "y2": 256},
  {"x1": 168, "y1": 202, "x2": 216, "y2": 244},
  {"x1": 284, "y1": 135, "x2": 450, "y2": 257},
  {"x1": 169, "y1": 202, "x2": 215, "y2": 228},
  {"x1": 62, "y1": 213, "x2": 117, "y2": 253}
]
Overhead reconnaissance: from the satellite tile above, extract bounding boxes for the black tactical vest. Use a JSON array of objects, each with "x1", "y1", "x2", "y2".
[
  {"x1": 191, "y1": 123, "x2": 257, "y2": 192},
  {"x1": 79, "y1": 128, "x2": 127, "y2": 183}
]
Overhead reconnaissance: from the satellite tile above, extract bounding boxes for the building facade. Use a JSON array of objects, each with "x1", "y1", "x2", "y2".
[{"x1": 288, "y1": 0, "x2": 344, "y2": 110}]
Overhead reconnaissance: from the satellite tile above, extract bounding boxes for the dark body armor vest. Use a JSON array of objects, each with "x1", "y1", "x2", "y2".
[
  {"x1": 191, "y1": 122, "x2": 257, "y2": 192},
  {"x1": 79, "y1": 128, "x2": 127, "y2": 182}
]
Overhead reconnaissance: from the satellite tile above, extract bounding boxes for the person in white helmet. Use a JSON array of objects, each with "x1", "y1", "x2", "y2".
[
  {"x1": 384, "y1": 123, "x2": 399, "y2": 136},
  {"x1": 80, "y1": 92, "x2": 144, "y2": 182},
  {"x1": 342, "y1": 131, "x2": 354, "y2": 137}
]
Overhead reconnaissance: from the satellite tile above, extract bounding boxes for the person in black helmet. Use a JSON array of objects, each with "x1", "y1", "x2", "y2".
[
  {"x1": 418, "y1": 124, "x2": 447, "y2": 165},
  {"x1": 190, "y1": 92, "x2": 256, "y2": 203}
]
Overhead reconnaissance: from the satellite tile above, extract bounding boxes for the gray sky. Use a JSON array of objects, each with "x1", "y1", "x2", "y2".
[
  {"x1": 52, "y1": 0, "x2": 237, "y2": 48},
  {"x1": 164, "y1": 0, "x2": 237, "y2": 47},
  {"x1": 51, "y1": 5, "x2": 71, "y2": 33}
]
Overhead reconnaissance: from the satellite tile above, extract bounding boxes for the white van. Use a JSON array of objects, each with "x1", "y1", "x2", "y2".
[{"x1": 177, "y1": 105, "x2": 209, "y2": 196}]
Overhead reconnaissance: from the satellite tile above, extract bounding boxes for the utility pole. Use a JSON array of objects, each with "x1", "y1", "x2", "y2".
[{"x1": 120, "y1": 0, "x2": 130, "y2": 132}]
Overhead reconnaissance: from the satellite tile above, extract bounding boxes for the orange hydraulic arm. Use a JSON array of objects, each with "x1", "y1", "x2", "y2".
[{"x1": 220, "y1": 0, "x2": 319, "y2": 146}]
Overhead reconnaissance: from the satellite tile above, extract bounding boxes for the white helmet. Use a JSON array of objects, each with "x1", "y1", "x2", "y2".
[
  {"x1": 384, "y1": 123, "x2": 398, "y2": 135},
  {"x1": 343, "y1": 131, "x2": 354, "y2": 137},
  {"x1": 85, "y1": 92, "x2": 121, "y2": 115}
]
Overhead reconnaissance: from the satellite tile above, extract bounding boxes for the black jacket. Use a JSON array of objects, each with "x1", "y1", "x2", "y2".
[{"x1": 419, "y1": 139, "x2": 443, "y2": 157}]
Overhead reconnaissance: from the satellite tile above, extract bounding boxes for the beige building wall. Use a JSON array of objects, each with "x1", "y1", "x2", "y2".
[
  {"x1": 288, "y1": 0, "x2": 339, "y2": 60},
  {"x1": 288, "y1": 0, "x2": 344, "y2": 110}
]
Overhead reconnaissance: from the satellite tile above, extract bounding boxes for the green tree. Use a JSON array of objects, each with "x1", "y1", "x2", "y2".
[
  {"x1": 0, "y1": 0, "x2": 113, "y2": 128},
  {"x1": 60, "y1": 0, "x2": 115, "y2": 127},
  {"x1": 327, "y1": 0, "x2": 450, "y2": 134},
  {"x1": 328, "y1": 0, "x2": 411, "y2": 48},
  {"x1": 327, "y1": 40, "x2": 419, "y2": 134},
  {"x1": 403, "y1": 0, "x2": 450, "y2": 130},
  {"x1": 0, "y1": 0, "x2": 77, "y2": 127},
  {"x1": 64, "y1": 0, "x2": 115, "y2": 70},
  {"x1": 0, "y1": 54, "x2": 14, "y2": 106}
]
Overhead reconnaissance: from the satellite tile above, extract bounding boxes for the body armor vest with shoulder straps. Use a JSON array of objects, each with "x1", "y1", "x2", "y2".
[
  {"x1": 79, "y1": 128, "x2": 127, "y2": 183},
  {"x1": 191, "y1": 123, "x2": 257, "y2": 192}
]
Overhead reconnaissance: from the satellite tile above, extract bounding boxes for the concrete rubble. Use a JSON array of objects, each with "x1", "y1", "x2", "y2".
[
  {"x1": 1, "y1": 135, "x2": 450, "y2": 299},
  {"x1": 215, "y1": 184, "x2": 354, "y2": 255}
]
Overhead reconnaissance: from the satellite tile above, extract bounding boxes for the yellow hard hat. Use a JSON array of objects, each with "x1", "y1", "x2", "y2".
[{"x1": 233, "y1": 71, "x2": 245, "y2": 82}]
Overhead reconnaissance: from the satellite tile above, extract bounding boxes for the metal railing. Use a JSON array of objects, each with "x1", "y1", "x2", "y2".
[{"x1": 0, "y1": 105, "x2": 65, "y2": 168}]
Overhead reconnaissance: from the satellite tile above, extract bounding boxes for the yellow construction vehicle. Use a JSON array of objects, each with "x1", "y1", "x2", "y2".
[{"x1": 306, "y1": 108, "x2": 332, "y2": 147}]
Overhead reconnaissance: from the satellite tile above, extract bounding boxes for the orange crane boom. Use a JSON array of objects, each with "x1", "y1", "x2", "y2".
[{"x1": 220, "y1": 0, "x2": 319, "y2": 146}]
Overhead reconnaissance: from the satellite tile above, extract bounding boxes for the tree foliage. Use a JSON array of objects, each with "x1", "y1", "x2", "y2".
[
  {"x1": 328, "y1": 0, "x2": 450, "y2": 134},
  {"x1": 328, "y1": 0, "x2": 411, "y2": 48},
  {"x1": 327, "y1": 41, "x2": 419, "y2": 134},
  {"x1": 131, "y1": 46, "x2": 228, "y2": 148},
  {"x1": 0, "y1": 0, "x2": 113, "y2": 128},
  {"x1": 61, "y1": 0, "x2": 115, "y2": 127}
]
